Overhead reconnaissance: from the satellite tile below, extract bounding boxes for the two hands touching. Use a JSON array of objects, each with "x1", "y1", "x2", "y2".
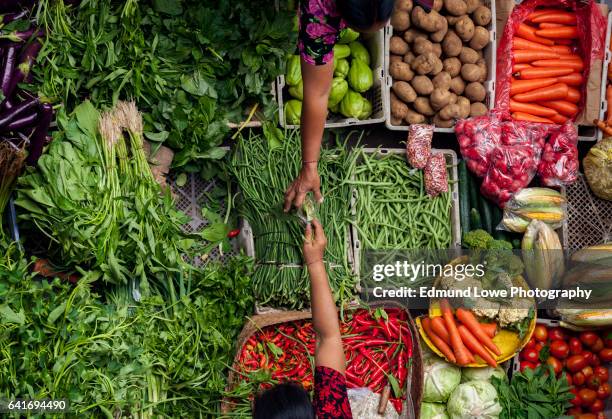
[
  {"x1": 303, "y1": 218, "x2": 327, "y2": 266},
  {"x1": 283, "y1": 163, "x2": 323, "y2": 212}
]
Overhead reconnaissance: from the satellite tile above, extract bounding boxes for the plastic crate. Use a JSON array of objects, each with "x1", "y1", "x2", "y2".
[
  {"x1": 383, "y1": 0, "x2": 497, "y2": 132},
  {"x1": 277, "y1": 29, "x2": 386, "y2": 128},
  {"x1": 350, "y1": 148, "x2": 461, "y2": 276},
  {"x1": 597, "y1": 11, "x2": 612, "y2": 141}
]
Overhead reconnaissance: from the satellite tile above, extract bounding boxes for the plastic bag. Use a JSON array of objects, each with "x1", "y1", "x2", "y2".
[
  {"x1": 499, "y1": 187, "x2": 567, "y2": 232},
  {"x1": 501, "y1": 119, "x2": 550, "y2": 166},
  {"x1": 406, "y1": 124, "x2": 433, "y2": 169},
  {"x1": 347, "y1": 388, "x2": 400, "y2": 419},
  {"x1": 425, "y1": 153, "x2": 449, "y2": 197},
  {"x1": 455, "y1": 113, "x2": 502, "y2": 178},
  {"x1": 538, "y1": 122, "x2": 579, "y2": 186}
]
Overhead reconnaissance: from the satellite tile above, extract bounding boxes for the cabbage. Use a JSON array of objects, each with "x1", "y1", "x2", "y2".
[
  {"x1": 348, "y1": 59, "x2": 373, "y2": 93},
  {"x1": 288, "y1": 80, "x2": 303, "y2": 100},
  {"x1": 338, "y1": 27, "x2": 360, "y2": 43},
  {"x1": 286, "y1": 55, "x2": 302, "y2": 86},
  {"x1": 461, "y1": 367, "x2": 507, "y2": 383},
  {"x1": 422, "y1": 355, "x2": 461, "y2": 403},
  {"x1": 334, "y1": 58, "x2": 350, "y2": 79},
  {"x1": 284, "y1": 99, "x2": 302, "y2": 125},
  {"x1": 350, "y1": 41, "x2": 371, "y2": 65},
  {"x1": 446, "y1": 381, "x2": 501, "y2": 419},
  {"x1": 420, "y1": 402, "x2": 449, "y2": 419},
  {"x1": 583, "y1": 137, "x2": 612, "y2": 201},
  {"x1": 328, "y1": 77, "x2": 348, "y2": 108},
  {"x1": 334, "y1": 44, "x2": 351, "y2": 59}
]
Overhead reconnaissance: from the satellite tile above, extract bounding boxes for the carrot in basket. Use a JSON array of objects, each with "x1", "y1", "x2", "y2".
[
  {"x1": 479, "y1": 322, "x2": 498, "y2": 338},
  {"x1": 536, "y1": 26, "x2": 578, "y2": 39},
  {"x1": 422, "y1": 317, "x2": 457, "y2": 363},
  {"x1": 552, "y1": 45, "x2": 573, "y2": 54},
  {"x1": 456, "y1": 308, "x2": 502, "y2": 356},
  {"x1": 430, "y1": 316, "x2": 451, "y2": 344},
  {"x1": 510, "y1": 77, "x2": 558, "y2": 95},
  {"x1": 539, "y1": 22, "x2": 564, "y2": 28},
  {"x1": 531, "y1": 59, "x2": 583, "y2": 71},
  {"x1": 513, "y1": 50, "x2": 560, "y2": 63},
  {"x1": 532, "y1": 11, "x2": 577, "y2": 25},
  {"x1": 595, "y1": 119, "x2": 612, "y2": 136},
  {"x1": 510, "y1": 100, "x2": 557, "y2": 117},
  {"x1": 513, "y1": 37, "x2": 553, "y2": 51},
  {"x1": 458, "y1": 325, "x2": 498, "y2": 367},
  {"x1": 512, "y1": 112, "x2": 554, "y2": 123},
  {"x1": 517, "y1": 23, "x2": 554, "y2": 45},
  {"x1": 440, "y1": 299, "x2": 472, "y2": 365},
  {"x1": 539, "y1": 100, "x2": 579, "y2": 117},
  {"x1": 513, "y1": 63, "x2": 533, "y2": 72},
  {"x1": 566, "y1": 87, "x2": 581, "y2": 103},
  {"x1": 556, "y1": 72, "x2": 582, "y2": 86},
  {"x1": 607, "y1": 86, "x2": 612, "y2": 124},
  {"x1": 516, "y1": 66, "x2": 573, "y2": 79},
  {"x1": 512, "y1": 83, "x2": 568, "y2": 102},
  {"x1": 527, "y1": 9, "x2": 559, "y2": 21},
  {"x1": 550, "y1": 113, "x2": 569, "y2": 124}
]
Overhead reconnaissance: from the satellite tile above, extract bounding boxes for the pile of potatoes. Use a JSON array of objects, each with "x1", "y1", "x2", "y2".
[{"x1": 388, "y1": 0, "x2": 492, "y2": 127}]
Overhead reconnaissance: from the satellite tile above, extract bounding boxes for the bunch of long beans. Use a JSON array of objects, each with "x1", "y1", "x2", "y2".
[{"x1": 230, "y1": 129, "x2": 356, "y2": 309}]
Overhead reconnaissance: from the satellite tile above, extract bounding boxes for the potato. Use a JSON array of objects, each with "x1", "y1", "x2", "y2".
[
  {"x1": 456, "y1": 96, "x2": 471, "y2": 118},
  {"x1": 465, "y1": 0, "x2": 481, "y2": 14},
  {"x1": 405, "y1": 108, "x2": 426, "y2": 124},
  {"x1": 442, "y1": 30, "x2": 462, "y2": 57},
  {"x1": 476, "y1": 58, "x2": 488, "y2": 82},
  {"x1": 403, "y1": 28, "x2": 428, "y2": 43},
  {"x1": 411, "y1": 52, "x2": 441, "y2": 75},
  {"x1": 430, "y1": 88, "x2": 452, "y2": 110},
  {"x1": 433, "y1": 71, "x2": 451, "y2": 90},
  {"x1": 391, "y1": 10, "x2": 411, "y2": 31},
  {"x1": 459, "y1": 47, "x2": 479, "y2": 64},
  {"x1": 391, "y1": 92, "x2": 409, "y2": 119},
  {"x1": 449, "y1": 92, "x2": 458, "y2": 104},
  {"x1": 390, "y1": 61, "x2": 415, "y2": 81},
  {"x1": 472, "y1": 5, "x2": 492, "y2": 26},
  {"x1": 464, "y1": 82, "x2": 486, "y2": 101},
  {"x1": 438, "y1": 103, "x2": 462, "y2": 120},
  {"x1": 449, "y1": 76, "x2": 465, "y2": 94},
  {"x1": 403, "y1": 52, "x2": 416, "y2": 65},
  {"x1": 431, "y1": 58, "x2": 443, "y2": 75},
  {"x1": 455, "y1": 16, "x2": 475, "y2": 41},
  {"x1": 443, "y1": 57, "x2": 462, "y2": 77},
  {"x1": 430, "y1": 17, "x2": 448, "y2": 43},
  {"x1": 469, "y1": 26, "x2": 489, "y2": 50},
  {"x1": 444, "y1": 0, "x2": 467, "y2": 16},
  {"x1": 431, "y1": 43, "x2": 442, "y2": 57},
  {"x1": 460, "y1": 63, "x2": 482, "y2": 82},
  {"x1": 434, "y1": 113, "x2": 455, "y2": 127},
  {"x1": 391, "y1": 116, "x2": 404, "y2": 126},
  {"x1": 414, "y1": 97, "x2": 436, "y2": 116},
  {"x1": 393, "y1": 81, "x2": 417, "y2": 103},
  {"x1": 390, "y1": 36, "x2": 410, "y2": 55},
  {"x1": 470, "y1": 102, "x2": 488, "y2": 116},
  {"x1": 396, "y1": 0, "x2": 414, "y2": 12},
  {"x1": 411, "y1": 6, "x2": 445, "y2": 33},
  {"x1": 433, "y1": 0, "x2": 444, "y2": 11},
  {"x1": 413, "y1": 38, "x2": 434, "y2": 55},
  {"x1": 446, "y1": 15, "x2": 462, "y2": 25},
  {"x1": 390, "y1": 54, "x2": 403, "y2": 65},
  {"x1": 411, "y1": 75, "x2": 434, "y2": 95}
]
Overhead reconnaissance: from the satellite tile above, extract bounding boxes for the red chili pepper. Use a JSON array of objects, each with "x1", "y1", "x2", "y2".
[
  {"x1": 387, "y1": 318, "x2": 401, "y2": 339},
  {"x1": 345, "y1": 369, "x2": 364, "y2": 386},
  {"x1": 391, "y1": 398, "x2": 403, "y2": 414},
  {"x1": 227, "y1": 228, "x2": 240, "y2": 238},
  {"x1": 369, "y1": 372, "x2": 386, "y2": 390},
  {"x1": 378, "y1": 318, "x2": 394, "y2": 340}
]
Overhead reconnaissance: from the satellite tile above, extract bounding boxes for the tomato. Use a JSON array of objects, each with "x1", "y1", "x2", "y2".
[
  {"x1": 589, "y1": 399, "x2": 604, "y2": 413},
  {"x1": 534, "y1": 324, "x2": 549, "y2": 342},
  {"x1": 604, "y1": 331, "x2": 612, "y2": 348},
  {"x1": 535, "y1": 342, "x2": 545, "y2": 353},
  {"x1": 549, "y1": 327, "x2": 566, "y2": 341},
  {"x1": 525, "y1": 337, "x2": 536, "y2": 349},
  {"x1": 574, "y1": 371, "x2": 586, "y2": 386},
  {"x1": 570, "y1": 338, "x2": 584, "y2": 355},
  {"x1": 567, "y1": 407, "x2": 582, "y2": 416},
  {"x1": 547, "y1": 356, "x2": 563, "y2": 375},
  {"x1": 551, "y1": 340, "x2": 570, "y2": 359},
  {"x1": 599, "y1": 348, "x2": 612, "y2": 363},
  {"x1": 594, "y1": 366, "x2": 609, "y2": 382},
  {"x1": 579, "y1": 388, "x2": 597, "y2": 406},
  {"x1": 521, "y1": 348, "x2": 539, "y2": 363},
  {"x1": 520, "y1": 361, "x2": 536, "y2": 372},
  {"x1": 596, "y1": 383, "x2": 611, "y2": 400},
  {"x1": 583, "y1": 352, "x2": 595, "y2": 366},
  {"x1": 565, "y1": 371, "x2": 573, "y2": 386},
  {"x1": 570, "y1": 388, "x2": 582, "y2": 406},
  {"x1": 581, "y1": 332, "x2": 599, "y2": 347},
  {"x1": 591, "y1": 338, "x2": 605, "y2": 353},
  {"x1": 592, "y1": 354, "x2": 601, "y2": 367},
  {"x1": 583, "y1": 366, "x2": 594, "y2": 379},
  {"x1": 587, "y1": 376, "x2": 601, "y2": 390},
  {"x1": 568, "y1": 355, "x2": 589, "y2": 373},
  {"x1": 577, "y1": 415, "x2": 597, "y2": 419}
]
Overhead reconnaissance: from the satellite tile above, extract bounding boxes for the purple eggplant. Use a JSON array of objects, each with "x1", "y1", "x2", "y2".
[
  {"x1": 0, "y1": 45, "x2": 17, "y2": 98},
  {"x1": 3, "y1": 38, "x2": 41, "y2": 100},
  {"x1": 0, "y1": 96, "x2": 38, "y2": 129},
  {"x1": 0, "y1": 10, "x2": 28, "y2": 26},
  {"x1": 0, "y1": 28, "x2": 36, "y2": 43},
  {"x1": 26, "y1": 102, "x2": 51, "y2": 165},
  {"x1": 4, "y1": 109, "x2": 37, "y2": 130}
]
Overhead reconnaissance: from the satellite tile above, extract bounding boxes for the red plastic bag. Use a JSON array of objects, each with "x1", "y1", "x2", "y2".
[
  {"x1": 495, "y1": 0, "x2": 606, "y2": 120},
  {"x1": 424, "y1": 153, "x2": 448, "y2": 197},
  {"x1": 455, "y1": 113, "x2": 502, "y2": 178},
  {"x1": 501, "y1": 120, "x2": 550, "y2": 166},
  {"x1": 538, "y1": 122, "x2": 579, "y2": 186},
  {"x1": 406, "y1": 124, "x2": 433, "y2": 169}
]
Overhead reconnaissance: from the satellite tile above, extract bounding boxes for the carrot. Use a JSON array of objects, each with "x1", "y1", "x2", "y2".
[
  {"x1": 595, "y1": 119, "x2": 612, "y2": 136},
  {"x1": 527, "y1": 9, "x2": 560, "y2": 21},
  {"x1": 440, "y1": 299, "x2": 472, "y2": 365},
  {"x1": 532, "y1": 12, "x2": 577, "y2": 25},
  {"x1": 531, "y1": 59, "x2": 583, "y2": 71},
  {"x1": 510, "y1": 100, "x2": 557, "y2": 117},
  {"x1": 430, "y1": 316, "x2": 451, "y2": 345},
  {"x1": 607, "y1": 85, "x2": 612, "y2": 124},
  {"x1": 556, "y1": 72, "x2": 582, "y2": 86},
  {"x1": 422, "y1": 317, "x2": 457, "y2": 363},
  {"x1": 512, "y1": 50, "x2": 559, "y2": 63},
  {"x1": 512, "y1": 82, "x2": 569, "y2": 102},
  {"x1": 513, "y1": 111, "x2": 554, "y2": 123},
  {"x1": 555, "y1": 38, "x2": 574, "y2": 45},
  {"x1": 513, "y1": 37, "x2": 554, "y2": 52},
  {"x1": 513, "y1": 63, "x2": 533, "y2": 72},
  {"x1": 539, "y1": 100, "x2": 579, "y2": 117},
  {"x1": 551, "y1": 45, "x2": 573, "y2": 54},
  {"x1": 458, "y1": 325, "x2": 498, "y2": 367},
  {"x1": 566, "y1": 87, "x2": 580, "y2": 103},
  {"x1": 539, "y1": 22, "x2": 564, "y2": 28},
  {"x1": 455, "y1": 308, "x2": 502, "y2": 356},
  {"x1": 516, "y1": 66, "x2": 573, "y2": 79},
  {"x1": 479, "y1": 322, "x2": 498, "y2": 338},
  {"x1": 536, "y1": 26, "x2": 578, "y2": 39},
  {"x1": 510, "y1": 77, "x2": 558, "y2": 95},
  {"x1": 517, "y1": 23, "x2": 554, "y2": 45},
  {"x1": 550, "y1": 113, "x2": 569, "y2": 124}
]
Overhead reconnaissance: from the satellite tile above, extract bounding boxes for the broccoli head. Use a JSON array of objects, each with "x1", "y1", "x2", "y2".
[
  {"x1": 462, "y1": 229, "x2": 493, "y2": 250},
  {"x1": 488, "y1": 239, "x2": 513, "y2": 251}
]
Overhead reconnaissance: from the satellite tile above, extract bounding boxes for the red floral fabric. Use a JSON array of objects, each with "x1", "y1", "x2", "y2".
[
  {"x1": 313, "y1": 366, "x2": 353, "y2": 418},
  {"x1": 298, "y1": 0, "x2": 346, "y2": 65}
]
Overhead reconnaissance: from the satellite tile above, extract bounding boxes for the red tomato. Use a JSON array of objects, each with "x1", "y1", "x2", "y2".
[
  {"x1": 570, "y1": 388, "x2": 582, "y2": 406},
  {"x1": 547, "y1": 356, "x2": 563, "y2": 375},
  {"x1": 594, "y1": 366, "x2": 609, "y2": 382},
  {"x1": 574, "y1": 371, "x2": 586, "y2": 386},
  {"x1": 588, "y1": 377, "x2": 601, "y2": 390},
  {"x1": 525, "y1": 337, "x2": 536, "y2": 349},
  {"x1": 551, "y1": 340, "x2": 570, "y2": 359},
  {"x1": 535, "y1": 342, "x2": 545, "y2": 353},
  {"x1": 592, "y1": 354, "x2": 601, "y2": 367},
  {"x1": 584, "y1": 352, "x2": 595, "y2": 366},
  {"x1": 520, "y1": 361, "x2": 536, "y2": 372},
  {"x1": 599, "y1": 348, "x2": 612, "y2": 363},
  {"x1": 521, "y1": 348, "x2": 539, "y2": 363},
  {"x1": 570, "y1": 338, "x2": 584, "y2": 355},
  {"x1": 567, "y1": 407, "x2": 582, "y2": 416},
  {"x1": 581, "y1": 332, "x2": 599, "y2": 347},
  {"x1": 589, "y1": 399, "x2": 604, "y2": 413},
  {"x1": 564, "y1": 371, "x2": 573, "y2": 386},
  {"x1": 568, "y1": 355, "x2": 588, "y2": 373},
  {"x1": 534, "y1": 325, "x2": 549, "y2": 342},
  {"x1": 591, "y1": 338, "x2": 604, "y2": 353},
  {"x1": 597, "y1": 383, "x2": 611, "y2": 400},
  {"x1": 583, "y1": 366, "x2": 594, "y2": 379},
  {"x1": 579, "y1": 388, "x2": 597, "y2": 406},
  {"x1": 549, "y1": 327, "x2": 566, "y2": 341}
]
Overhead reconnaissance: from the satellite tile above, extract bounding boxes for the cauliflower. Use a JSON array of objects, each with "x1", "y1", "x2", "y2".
[
  {"x1": 471, "y1": 299, "x2": 500, "y2": 320},
  {"x1": 498, "y1": 298, "x2": 533, "y2": 327}
]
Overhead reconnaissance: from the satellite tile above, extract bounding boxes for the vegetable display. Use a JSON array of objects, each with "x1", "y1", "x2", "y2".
[{"x1": 583, "y1": 137, "x2": 612, "y2": 201}]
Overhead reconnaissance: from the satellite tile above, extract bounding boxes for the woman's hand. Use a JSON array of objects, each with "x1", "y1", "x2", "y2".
[
  {"x1": 283, "y1": 163, "x2": 323, "y2": 212},
  {"x1": 303, "y1": 219, "x2": 327, "y2": 266}
]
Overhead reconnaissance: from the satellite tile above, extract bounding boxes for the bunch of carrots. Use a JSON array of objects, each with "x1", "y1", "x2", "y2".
[
  {"x1": 421, "y1": 299, "x2": 501, "y2": 367},
  {"x1": 509, "y1": 8, "x2": 583, "y2": 124},
  {"x1": 594, "y1": 34, "x2": 612, "y2": 135}
]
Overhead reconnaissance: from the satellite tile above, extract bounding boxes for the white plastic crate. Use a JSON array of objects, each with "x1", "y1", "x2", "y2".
[
  {"x1": 597, "y1": 11, "x2": 612, "y2": 141},
  {"x1": 383, "y1": 0, "x2": 497, "y2": 132},
  {"x1": 277, "y1": 29, "x2": 386, "y2": 128}
]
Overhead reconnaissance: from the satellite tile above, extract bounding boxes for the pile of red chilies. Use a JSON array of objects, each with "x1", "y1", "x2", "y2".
[{"x1": 236, "y1": 308, "x2": 413, "y2": 413}]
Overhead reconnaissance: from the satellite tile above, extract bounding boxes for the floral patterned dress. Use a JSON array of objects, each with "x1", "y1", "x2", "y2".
[
  {"x1": 313, "y1": 366, "x2": 353, "y2": 418},
  {"x1": 298, "y1": 0, "x2": 347, "y2": 65}
]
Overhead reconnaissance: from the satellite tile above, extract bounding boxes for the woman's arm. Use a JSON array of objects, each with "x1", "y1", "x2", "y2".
[{"x1": 303, "y1": 219, "x2": 346, "y2": 373}]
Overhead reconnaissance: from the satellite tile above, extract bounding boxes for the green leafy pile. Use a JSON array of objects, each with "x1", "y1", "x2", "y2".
[{"x1": 34, "y1": 0, "x2": 296, "y2": 168}]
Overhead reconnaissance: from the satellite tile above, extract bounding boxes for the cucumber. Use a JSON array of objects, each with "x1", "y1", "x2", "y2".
[
  {"x1": 470, "y1": 208, "x2": 482, "y2": 230},
  {"x1": 468, "y1": 172, "x2": 479, "y2": 215},
  {"x1": 458, "y1": 160, "x2": 470, "y2": 236},
  {"x1": 479, "y1": 195, "x2": 493, "y2": 234}
]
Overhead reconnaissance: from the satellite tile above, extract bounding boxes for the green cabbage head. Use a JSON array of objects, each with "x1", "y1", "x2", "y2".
[
  {"x1": 350, "y1": 41, "x2": 371, "y2": 65},
  {"x1": 446, "y1": 381, "x2": 502, "y2": 419},
  {"x1": 420, "y1": 403, "x2": 450, "y2": 419},
  {"x1": 328, "y1": 77, "x2": 348, "y2": 108},
  {"x1": 286, "y1": 55, "x2": 302, "y2": 86},
  {"x1": 461, "y1": 367, "x2": 506, "y2": 384},
  {"x1": 422, "y1": 355, "x2": 461, "y2": 403},
  {"x1": 334, "y1": 58, "x2": 350, "y2": 79},
  {"x1": 284, "y1": 99, "x2": 302, "y2": 125},
  {"x1": 348, "y1": 59, "x2": 373, "y2": 93}
]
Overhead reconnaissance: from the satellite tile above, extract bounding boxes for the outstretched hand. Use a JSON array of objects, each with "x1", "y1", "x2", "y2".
[
  {"x1": 303, "y1": 219, "x2": 327, "y2": 265},
  {"x1": 283, "y1": 164, "x2": 323, "y2": 212}
]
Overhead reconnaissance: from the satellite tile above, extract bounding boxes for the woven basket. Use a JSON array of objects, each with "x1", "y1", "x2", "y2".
[{"x1": 222, "y1": 301, "x2": 424, "y2": 418}]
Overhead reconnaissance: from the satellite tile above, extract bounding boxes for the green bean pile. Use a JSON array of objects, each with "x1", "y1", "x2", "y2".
[
  {"x1": 229, "y1": 129, "x2": 356, "y2": 309},
  {"x1": 347, "y1": 150, "x2": 453, "y2": 250}
]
